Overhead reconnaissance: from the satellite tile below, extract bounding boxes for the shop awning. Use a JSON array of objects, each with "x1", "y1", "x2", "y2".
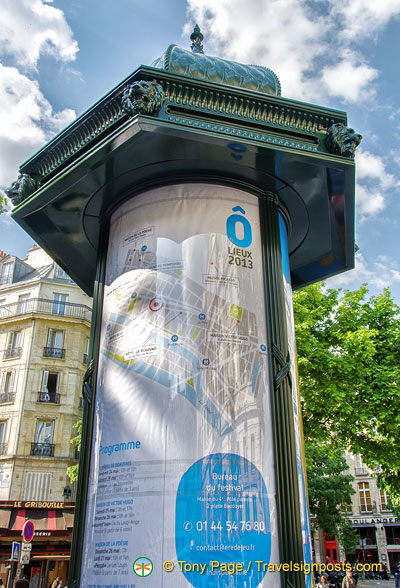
[
  {"x1": 9, "y1": 509, "x2": 72, "y2": 531},
  {"x1": 0, "y1": 508, "x2": 11, "y2": 529}
]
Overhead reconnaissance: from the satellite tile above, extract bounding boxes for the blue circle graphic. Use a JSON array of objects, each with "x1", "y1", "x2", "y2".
[
  {"x1": 176, "y1": 453, "x2": 271, "y2": 588},
  {"x1": 141, "y1": 245, "x2": 147, "y2": 252},
  {"x1": 198, "y1": 313, "x2": 206, "y2": 321},
  {"x1": 171, "y1": 335, "x2": 179, "y2": 342},
  {"x1": 260, "y1": 344, "x2": 266, "y2": 352}
]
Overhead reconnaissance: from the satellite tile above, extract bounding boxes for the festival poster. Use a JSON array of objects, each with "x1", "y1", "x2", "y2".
[{"x1": 80, "y1": 184, "x2": 281, "y2": 588}]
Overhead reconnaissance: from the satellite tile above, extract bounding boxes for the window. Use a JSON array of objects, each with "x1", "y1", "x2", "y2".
[
  {"x1": 0, "y1": 421, "x2": 7, "y2": 455},
  {"x1": 359, "y1": 482, "x2": 372, "y2": 512},
  {"x1": 355, "y1": 454, "x2": 368, "y2": 476},
  {"x1": 0, "y1": 262, "x2": 13, "y2": 285},
  {"x1": 341, "y1": 500, "x2": 352, "y2": 514},
  {"x1": 32, "y1": 421, "x2": 54, "y2": 456},
  {"x1": 54, "y1": 265, "x2": 70, "y2": 280},
  {"x1": 17, "y1": 294, "x2": 30, "y2": 314},
  {"x1": 44, "y1": 329, "x2": 65, "y2": 359},
  {"x1": 52, "y1": 293, "x2": 68, "y2": 316},
  {"x1": 24, "y1": 472, "x2": 52, "y2": 501},
  {"x1": 380, "y1": 489, "x2": 390, "y2": 511},
  {"x1": 1, "y1": 370, "x2": 15, "y2": 394},
  {"x1": 0, "y1": 370, "x2": 15, "y2": 403},
  {"x1": 4, "y1": 331, "x2": 22, "y2": 359},
  {"x1": 39, "y1": 370, "x2": 60, "y2": 403}
]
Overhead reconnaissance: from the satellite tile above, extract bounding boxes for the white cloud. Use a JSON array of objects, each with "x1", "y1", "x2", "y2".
[
  {"x1": 0, "y1": 0, "x2": 78, "y2": 69},
  {"x1": 327, "y1": 251, "x2": 400, "y2": 293},
  {"x1": 185, "y1": 0, "x2": 400, "y2": 104},
  {"x1": 330, "y1": 0, "x2": 400, "y2": 40},
  {"x1": 354, "y1": 150, "x2": 399, "y2": 217},
  {"x1": 0, "y1": 64, "x2": 76, "y2": 187},
  {"x1": 320, "y1": 57, "x2": 378, "y2": 103},
  {"x1": 356, "y1": 150, "x2": 397, "y2": 189},
  {"x1": 0, "y1": 0, "x2": 78, "y2": 190},
  {"x1": 355, "y1": 184, "x2": 385, "y2": 216}
]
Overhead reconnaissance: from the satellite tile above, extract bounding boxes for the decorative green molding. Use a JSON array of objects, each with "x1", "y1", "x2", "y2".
[
  {"x1": 122, "y1": 80, "x2": 165, "y2": 117},
  {"x1": 325, "y1": 123, "x2": 362, "y2": 158},
  {"x1": 5, "y1": 173, "x2": 38, "y2": 206}
]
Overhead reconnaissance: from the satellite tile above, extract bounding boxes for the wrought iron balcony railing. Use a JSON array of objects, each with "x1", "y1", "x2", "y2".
[
  {"x1": 3, "y1": 347, "x2": 22, "y2": 359},
  {"x1": 0, "y1": 297, "x2": 91, "y2": 322},
  {"x1": 37, "y1": 391, "x2": 60, "y2": 404},
  {"x1": 355, "y1": 467, "x2": 369, "y2": 476},
  {"x1": 43, "y1": 347, "x2": 65, "y2": 359},
  {"x1": 0, "y1": 442, "x2": 8, "y2": 455},
  {"x1": 0, "y1": 391, "x2": 16, "y2": 404},
  {"x1": 31, "y1": 442, "x2": 55, "y2": 456}
]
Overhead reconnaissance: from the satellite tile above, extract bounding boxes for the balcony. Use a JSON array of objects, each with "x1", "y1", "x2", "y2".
[
  {"x1": 43, "y1": 347, "x2": 65, "y2": 359},
  {"x1": 0, "y1": 443, "x2": 8, "y2": 455},
  {"x1": 3, "y1": 347, "x2": 22, "y2": 360},
  {"x1": 31, "y1": 442, "x2": 54, "y2": 456},
  {"x1": 0, "y1": 392, "x2": 16, "y2": 404},
  {"x1": 37, "y1": 391, "x2": 60, "y2": 404},
  {"x1": 355, "y1": 467, "x2": 369, "y2": 476},
  {"x1": 83, "y1": 353, "x2": 88, "y2": 365},
  {"x1": 0, "y1": 297, "x2": 91, "y2": 323}
]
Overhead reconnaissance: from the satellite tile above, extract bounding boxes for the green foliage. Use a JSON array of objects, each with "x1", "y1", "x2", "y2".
[
  {"x1": 306, "y1": 443, "x2": 358, "y2": 554},
  {"x1": 293, "y1": 283, "x2": 400, "y2": 506},
  {"x1": 306, "y1": 444, "x2": 354, "y2": 532},
  {"x1": 67, "y1": 420, "x2": 82, "y2": 483}
]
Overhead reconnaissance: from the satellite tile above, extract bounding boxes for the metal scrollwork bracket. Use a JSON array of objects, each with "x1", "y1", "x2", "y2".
[
  {"x1": 272, "y1": 343, "x2": 291, "y2": 391},
  {"x1": 82, "y1": 358, "x2": 95, "y2": 404}
]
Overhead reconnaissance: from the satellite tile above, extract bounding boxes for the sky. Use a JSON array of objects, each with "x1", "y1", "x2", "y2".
[{"x1": 1, "y1": 0, "x2": 400, "y2": 303}]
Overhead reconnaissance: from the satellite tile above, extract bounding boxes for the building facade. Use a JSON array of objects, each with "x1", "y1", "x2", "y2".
[
  {"x1": 0, "y1": 246, "x2": 92, "y2": 587},
  {"x1": 313, "y1": 453, "x2": 400, "y2": 572}
]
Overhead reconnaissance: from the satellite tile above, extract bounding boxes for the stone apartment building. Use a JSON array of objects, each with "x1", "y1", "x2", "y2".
[
  {"x1": 313, "y1": 452, "x2": 400, "y2": 572},
  {"x1": 0, "y1": 245, "x2": 92, "y2": 587}
]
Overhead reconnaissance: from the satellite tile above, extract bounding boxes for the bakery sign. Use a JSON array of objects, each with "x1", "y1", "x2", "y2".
[{"x1": 352, "y1": 517, "x2": 398, "y2": 525}]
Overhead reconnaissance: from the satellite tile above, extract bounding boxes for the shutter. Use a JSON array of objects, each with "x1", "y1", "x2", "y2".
[
  {"x1": 24, "y1": 472, "x2": 52, "y2": 501},
  {"x1": 41, "y1": 371, "x2": 49, "y2": 391},
  {"x1": 8, "y1": 370, "x2": 15, "y2": 393},
  {"x1": 0, "y1": 372, "x2": 6, "y2": 393}
]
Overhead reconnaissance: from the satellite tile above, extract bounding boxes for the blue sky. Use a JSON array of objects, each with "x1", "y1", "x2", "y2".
[{"x1": 1, "y1": 0, "x2": 400, "y2": 302}]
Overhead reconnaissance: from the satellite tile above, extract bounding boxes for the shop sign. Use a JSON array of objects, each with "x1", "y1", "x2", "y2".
[{"x1": 352, "y1": 517, "x2": 398, "y2": 524}]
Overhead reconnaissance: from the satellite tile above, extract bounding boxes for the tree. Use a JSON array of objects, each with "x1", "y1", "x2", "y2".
[
  {"x1": 306, "y1": 442, "x2": 358, "y2": 554},
  {"x1": 293, "y1": 283, "x2": 400, "y2": 507},
  {"x1": 67, "y1": 420, "x2": 82, "y2": 483}
]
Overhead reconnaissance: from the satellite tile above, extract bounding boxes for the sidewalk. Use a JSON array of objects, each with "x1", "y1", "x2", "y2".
[{"x1": 357, "y1": 579, "x2": 395, "y2": 587}]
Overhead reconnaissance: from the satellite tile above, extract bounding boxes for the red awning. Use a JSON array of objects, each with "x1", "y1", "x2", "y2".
[{"x1": 8, "y1": 509, "x2": 71, "y2": 531}]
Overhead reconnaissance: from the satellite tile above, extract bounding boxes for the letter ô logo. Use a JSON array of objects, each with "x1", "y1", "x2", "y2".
[{"x1": 226, "y1": 206, "x2": 252, "y2": 247}]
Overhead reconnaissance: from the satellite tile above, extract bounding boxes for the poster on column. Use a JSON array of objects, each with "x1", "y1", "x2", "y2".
[
  {"x1": 81, "y1": 184, "x2": 281, "y2": 588},
  {"x1": 279, "y1": 214, "x2": 313, "y2": 588}
]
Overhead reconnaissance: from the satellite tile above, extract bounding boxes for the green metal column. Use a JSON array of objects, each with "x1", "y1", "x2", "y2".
[
  {"x1": 259, "y1": 192, "x2": 304, "y2": 588},
  {"x1": 68, "y1": 224, "x2": 108, "y2": 588}
]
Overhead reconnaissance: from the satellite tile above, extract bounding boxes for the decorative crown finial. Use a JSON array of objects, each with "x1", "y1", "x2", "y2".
[{"x1": 190, "y1": 24, "x2": 204, "y2": 54}]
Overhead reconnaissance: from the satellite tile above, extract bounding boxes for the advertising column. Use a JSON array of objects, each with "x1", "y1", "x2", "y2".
[
  {"x1": 279, "y1": 215, "x2": 313, "y2": 588},
  {"x1": 80, "y1": 183, "x2": 281, "y2": 588}
]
